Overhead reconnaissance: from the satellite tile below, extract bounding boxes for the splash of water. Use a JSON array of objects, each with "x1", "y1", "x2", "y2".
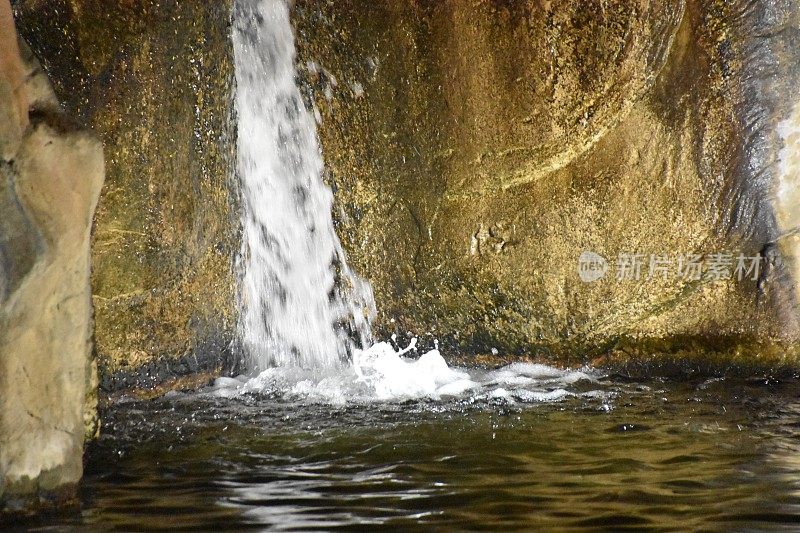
[
  {"x1": 232, "y1": 0, "x2": 375, "y2": 373},
  {"x1": 212, "y1": 337, "x2": 600, "y2": 406}
]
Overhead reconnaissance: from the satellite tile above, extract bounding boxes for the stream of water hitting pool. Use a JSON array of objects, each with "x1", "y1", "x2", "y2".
[{"x1": 230, "y1": 0, "x2": 598, "y2": 403}]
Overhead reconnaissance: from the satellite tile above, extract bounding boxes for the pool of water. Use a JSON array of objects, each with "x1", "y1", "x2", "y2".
[{"x1": 20, "y1": 365, "x2": 800, "y2": 531}]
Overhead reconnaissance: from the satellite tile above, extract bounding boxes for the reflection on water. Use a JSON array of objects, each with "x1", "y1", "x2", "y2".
[{"x1": 22, "y1": 370, "x2": 800, "y2": 531}]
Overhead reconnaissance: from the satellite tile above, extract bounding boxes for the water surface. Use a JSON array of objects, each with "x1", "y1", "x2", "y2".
[{"x1": 24, "y1": 365, "x2": 800, "y2": 531}]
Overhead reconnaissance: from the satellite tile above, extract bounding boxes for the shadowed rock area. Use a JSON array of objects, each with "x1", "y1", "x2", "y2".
[
  {"x1": 0, "y1": 0, "x2": 103, "y2": 513},
  {"x1": 13, "y1": 0, "x2": 240, "y2": 391}
]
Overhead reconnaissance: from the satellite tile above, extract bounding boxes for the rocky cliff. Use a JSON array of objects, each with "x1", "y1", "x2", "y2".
[
  {"x1": 11, "y1": 0, "x2": 800, "y2": 396},
  {"x1": 293, "y1": 0, "x2": 800, "y2": 367}
]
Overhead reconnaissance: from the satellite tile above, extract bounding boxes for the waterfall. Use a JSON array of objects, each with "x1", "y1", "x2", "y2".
[
  {"x1": 226, "y1": 0, "x2": 569, "y2": 400},
  {"x1": 232, "y1": 0, "x2": 375, "y2": 373}
]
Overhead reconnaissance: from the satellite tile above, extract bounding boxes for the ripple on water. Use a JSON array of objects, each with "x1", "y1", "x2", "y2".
[{"x1": 23, "y1": 361, "x2": 800, "y2": 530}]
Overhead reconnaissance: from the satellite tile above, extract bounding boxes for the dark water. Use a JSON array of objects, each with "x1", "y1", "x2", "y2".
[{"x1": 21, "y1": 371, "x2": 800, "y2": 531}]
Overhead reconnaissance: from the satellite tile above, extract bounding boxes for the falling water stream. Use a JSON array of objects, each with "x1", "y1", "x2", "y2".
[
  {"x1": 233, "y1": 0, "x2": 374, "y2": 374},
  {"x1": 229, "y1": 0, "x2": 551, "y2": 402}
]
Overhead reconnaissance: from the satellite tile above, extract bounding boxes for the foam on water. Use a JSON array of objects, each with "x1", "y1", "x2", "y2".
[{"x1": 211, "y1": 338, "x2": 600, "y2": 406}]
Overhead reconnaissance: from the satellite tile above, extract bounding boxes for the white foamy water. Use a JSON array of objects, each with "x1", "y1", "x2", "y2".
[
  {"x1": 233, "y1": 0, "x2": 375, "y2": 373},
  {"x1": 210, "y1": 338, "x2": 600, "y2": 406}
]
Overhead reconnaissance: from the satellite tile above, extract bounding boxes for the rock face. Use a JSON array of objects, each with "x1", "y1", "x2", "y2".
[
  {"x1": 292, "y1": 0, "x2": 800, "y2": 366},
  {"x1": 13, "y1": 0, "x2": 800, "y2": 383},
  {"x1": 0, "y1": 0, "x2": 104, "y2": 513},
  {"x1": 13, "y1": 0, "x2": 239, "y2": 390}
]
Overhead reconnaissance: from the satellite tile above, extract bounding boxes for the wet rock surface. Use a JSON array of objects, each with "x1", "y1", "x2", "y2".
[
  {"x1": 13, "y1": 0, "x2": 240, "y2": 389},
  {"x1": 293, "y1": 0, "x2": 800, "y2": 364},
  {"x1": 9, "y1": 0, "x2": 800, "y2": 399}
]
